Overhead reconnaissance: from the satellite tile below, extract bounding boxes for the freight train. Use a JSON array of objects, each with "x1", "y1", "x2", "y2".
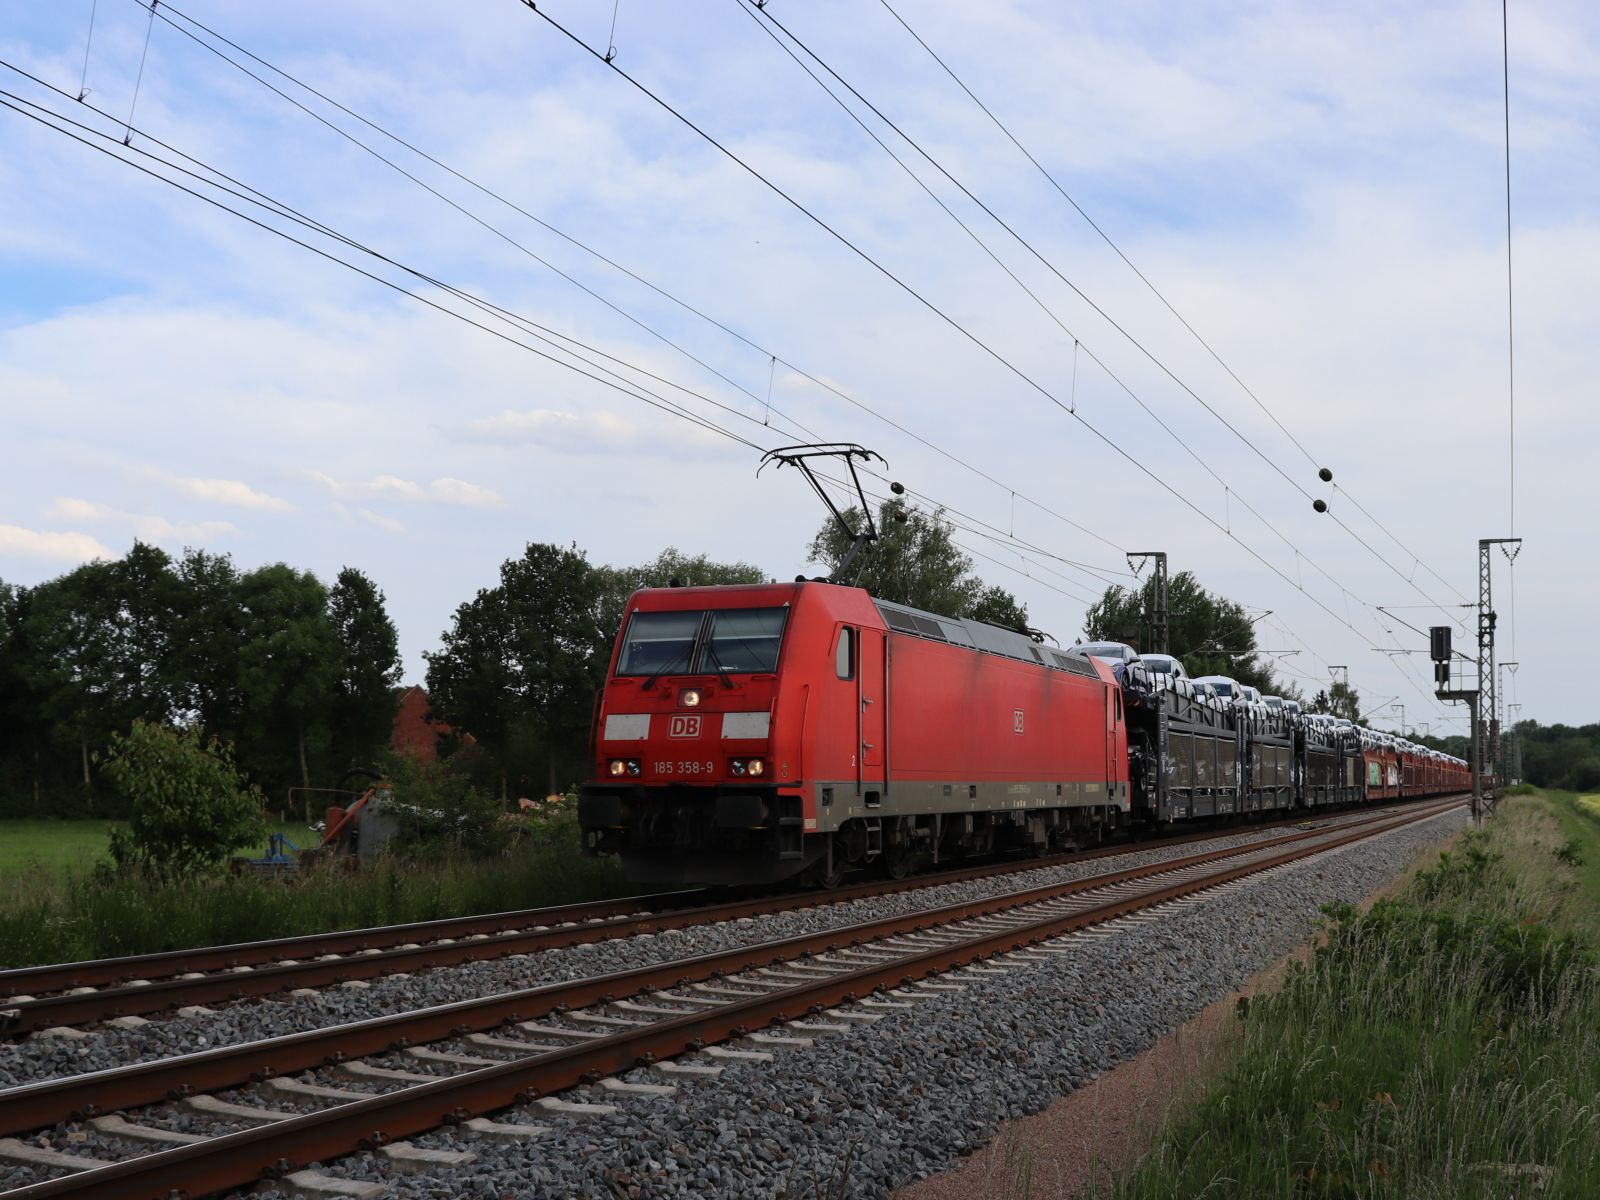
[{"x1": 577, "y1": 580, "x2": 1469, "y2": 885}]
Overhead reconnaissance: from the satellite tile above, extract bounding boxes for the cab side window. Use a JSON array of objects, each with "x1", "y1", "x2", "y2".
[{"x1": 836, "y1": 627, "x2": 856, "y2": 680}]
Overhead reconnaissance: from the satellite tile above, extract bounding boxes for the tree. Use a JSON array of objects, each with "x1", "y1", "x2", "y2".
[
  {"x1": 426, "y1": 542, "x2": 604, "y2": 799},
  {"x1": 103, "y1": 720, "x2": 268, "y2": 876},
  {"x1": 1329, "y1": 680, "x2": 1361, "y2": 723},
  {"x1": 1082, "y1": 570, "x2": 1286, "y2": 693},
  {"x1": 20, "y1": 545, "x2": 186, "y2": 796},
  {"x1": 234, "y1": 564, "x2": 339, "y2": 794},
  {"x1": 968, "y1": 584, "x2": 1029, "y2": 630},
  {"x1": 327, "y1": 567, "x2": 402, "y2": 770},
  {"x1": 169, "y1": 548, "x2": 244, "y2": 739},
  {"x1": 807, "y1": 501, "x2": 1028, "y2": 629},
  {"x1": 1309, "y1": 680, "x2": 1361, "y2": 723},
  {"x1": 0, "y1": 580, "x2": 58, "y2": 813}
]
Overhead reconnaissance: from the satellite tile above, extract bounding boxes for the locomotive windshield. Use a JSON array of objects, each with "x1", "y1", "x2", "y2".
[
  {"x1": 705, "y1": 608, "x2": 786, "y2": 672},
  {"x1": 616, "y1": 607, "x2": 788, "y2": 676},
  {"x1": 616, "y1": 610, "x2": 702, "y2": 676}
]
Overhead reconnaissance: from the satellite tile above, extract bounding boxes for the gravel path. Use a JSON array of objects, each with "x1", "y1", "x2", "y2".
[
  {"x1": 0, "y1": 807, "x2": 1417, "y2": 1092},
  {"x1": 241, "y1": 803, "x2": 1464, "y2": 1200}
]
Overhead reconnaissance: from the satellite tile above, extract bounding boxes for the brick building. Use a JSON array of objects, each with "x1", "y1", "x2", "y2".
[{"x1": 390, "y1": 685, "x2": 472, "y2": 762}]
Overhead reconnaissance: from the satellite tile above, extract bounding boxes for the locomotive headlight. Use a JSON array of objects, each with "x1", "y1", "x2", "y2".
[
  {"x1": 729, "y1": 758, "x2": 747, "y2": 776},
  {"x1": 627, "y1": 759, "x2": 641, "y2": 776},
  {"x1": 679, "y1": 687, "x2": 702, "y2": 708},
  {"x1": 608, "y1": 758, "x2": 641, "y2": 777},
  {"x1": 745, "y1": 757, "x2": 765, "y2": 778}
]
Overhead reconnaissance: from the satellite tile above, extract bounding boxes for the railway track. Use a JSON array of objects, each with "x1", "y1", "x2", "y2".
[
  {"x1": 0, "y1": 795, "x2": 1465, "y2": 1200},
  {"x1": 0, "y1": 797, "x2": 1454, "y2": 1037}
]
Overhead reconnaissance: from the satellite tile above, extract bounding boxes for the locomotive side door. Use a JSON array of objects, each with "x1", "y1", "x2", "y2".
[{"x1": 858, "y1": 629, "x2": 887, "y2": 800}]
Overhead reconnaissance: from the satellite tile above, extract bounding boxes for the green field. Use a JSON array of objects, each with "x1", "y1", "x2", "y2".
[
  {"x1": 0, "y1": 811, "x2": 628, "y2": 968},
  {"x1": 0, "y1": 819, "x2": 317, "y2": 877}
]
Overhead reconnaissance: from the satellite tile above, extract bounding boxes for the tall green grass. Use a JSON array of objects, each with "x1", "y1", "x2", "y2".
[
  {"x1": 1111, "y1": 795, "x2": 1600, "y2": 1200},
  {"x1": 0, "y1": 814, "x2": 630, "y2": 968}
]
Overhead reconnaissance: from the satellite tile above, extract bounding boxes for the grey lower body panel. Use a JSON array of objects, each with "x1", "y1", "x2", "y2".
[{"x1": 807, "y1": 778, "x2": 1130, "y2": 835}]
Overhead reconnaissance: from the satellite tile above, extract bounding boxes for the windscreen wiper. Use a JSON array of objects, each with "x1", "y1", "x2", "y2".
[
  {"x1": 642, "y1": 648, "x2": 690, "y2": 692},
  {"x1": 701, "y1": 639, "x2": 735, "y2": 689},
  {"x1": 643, "y1": 613, "x2": 714, "y2": 691}
]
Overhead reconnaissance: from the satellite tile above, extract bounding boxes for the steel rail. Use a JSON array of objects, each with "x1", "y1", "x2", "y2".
[
  {"x1": 0, "y1": 795, "x2": 1455, "y2": 1035},
  {"x1": 0, "y1": 797, "x2": 1465, "y2": 1200},
  {"x1": 0, "y1": 797, "x2": 1463, "y2": 1139},
  {"x1": 0, "y1": 801, "x2": 1362, "y2": 992},
  {"x1": 0, "y1": 890, "x2": 714, "y2": 995},
  {"x1": 0, "y1": 800, "x2": 1452, "y2": 1036}
]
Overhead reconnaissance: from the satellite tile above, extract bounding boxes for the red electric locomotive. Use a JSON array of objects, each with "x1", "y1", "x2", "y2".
[
  {"x1": 578, "y1": 580, "x2": 1130, "y2": 885},
  {"x1": 577, "y1": 445, "x2": 1471, "y2": 887}
]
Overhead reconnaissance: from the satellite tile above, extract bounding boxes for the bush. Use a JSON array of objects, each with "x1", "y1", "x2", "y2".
[
  {"x1": 1409, "y1": 831, "x2": 1502, "y2": 902},
  {"x1": 376, "y1": 751, "x2": 512, "y2": 857},
  {"x1": 101, "y1": 721, "x2": 268, "y2": 876}
]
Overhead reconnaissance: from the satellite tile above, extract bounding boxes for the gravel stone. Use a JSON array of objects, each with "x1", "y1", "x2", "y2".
[
  {"x1": 1, "y1": 806, "x2": 1465, "y2": 1199},
  {"x1": 0, "y1": 806, "x2": 1425, "y2": 1093}
]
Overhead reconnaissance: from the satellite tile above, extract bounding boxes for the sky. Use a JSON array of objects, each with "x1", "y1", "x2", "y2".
[{"x1": 1, "y1": 0, "x2": 1593, "y2": 730}]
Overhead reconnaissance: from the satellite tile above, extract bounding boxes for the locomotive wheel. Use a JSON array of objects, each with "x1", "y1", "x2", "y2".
[
  {"x1": 818, "y1": 838, "x2": 847, "y2": 889},
  {"x1": 883, "y1": 845, "x2": 913, "y2": 880}
]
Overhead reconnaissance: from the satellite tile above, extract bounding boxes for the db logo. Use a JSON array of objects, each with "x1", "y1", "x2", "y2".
[
  {"x1": 1013, "y1": 709, "x2": 1025, "y2": 734},
  {"x1": 668, "y1": 715, "x2": 702, "y2": 739}
]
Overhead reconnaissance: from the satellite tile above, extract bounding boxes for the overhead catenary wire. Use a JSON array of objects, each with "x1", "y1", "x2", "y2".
[
  {"x1": 733, "y1": 2, "x2": 1247, "y2": 501},
  {"x1": 742, "y1": 0, "x2": 1474, "y2": 634},
  {"x1": 744, "y1": 0, "x2": 1322, "y2": 501},
  {"x1": 765, "y1": 6, "x2": 1462, "y2": 709},
  {"x1": 873, "y1": 0, "x2": 1475, "y2": 612},
  {"x1": 24, "y1": 10, "x2": 1446, "y2": 720},
  {"x1": 0, "y1": 72, "x2": 800, "y2": 453},
  {"x1": 0, "y1": 91, "x2": 772, "y2": 458},
  {"x1": 511, "y1": 0, "x2": 1474, "y2": 694},
  {"x1": 137, "y1": 2, "x2": 806, "y2": 446},
  {"x1": 805, "y1": 468, "x2": 1100, "y2": 609},
  {"x1": 141, "y1": 0, "x2": 1133, "y2": 565},
  {"x1": 875, "y1": 0, "x2": 1323, "y2": 468},
  {"x1": 4, "y1": 64, "x2": 1123, "y2": 620}
]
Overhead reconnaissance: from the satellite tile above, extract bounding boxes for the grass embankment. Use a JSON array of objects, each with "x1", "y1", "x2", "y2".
[
  {"x1": 0, "y1": 814, "x2": 629, "y2": 969},
  {"x1": 1114, "y1": 790, "x2": 1600, "y2": 1200}
]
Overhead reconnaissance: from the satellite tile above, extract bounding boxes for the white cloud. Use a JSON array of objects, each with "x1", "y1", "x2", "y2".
[
  {"x1": 0, "y1": 524, "x2": 114, "y2": 563},
  {"x1": 465, "y1": 407, "x2": 640, "y2": 450},
  {"x1": 461, "y1": 406, "x2": 729, "y2": 457},
  {"x1": 51, "y1": 498, "x2": 238, "y2": 544},
  {"x1": 156, "y1": 472, "x2": 293, "y2": 512},
  {"x1": 310, "y1": 471, "x2": 505, "y2": 509},
  {"x1": 357, "y1": 507, "x2": 407, "y2": 533},
  {"x1": 426, "y1": 478, "x2": 506, "y2": 508}
]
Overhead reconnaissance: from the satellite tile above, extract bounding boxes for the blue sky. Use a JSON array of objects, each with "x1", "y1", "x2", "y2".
[{"x1": 2, "y1": 0, "x2": 1595, "y2": 728}]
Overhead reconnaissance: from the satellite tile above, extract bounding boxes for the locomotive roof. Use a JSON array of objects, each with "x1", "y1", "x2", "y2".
[
  {"x1": 873, "y1": 598, "x2": 1106, "y2": 681},
  {"x1": 624, "y1": 582, "x2": 1104, "y2": 683}
]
